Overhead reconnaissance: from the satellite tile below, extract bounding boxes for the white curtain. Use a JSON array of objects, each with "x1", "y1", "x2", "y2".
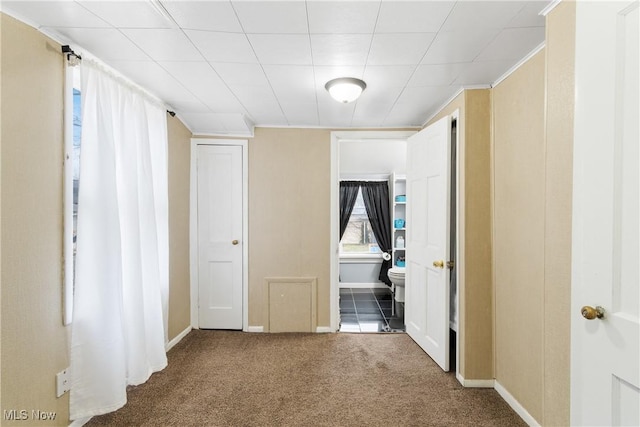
[{"x1": 70, "y1": 59, "x2": 169, "y2": 420}]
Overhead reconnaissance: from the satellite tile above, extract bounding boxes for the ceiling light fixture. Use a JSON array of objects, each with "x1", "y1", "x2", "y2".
[{"x1": 325, "y1": 77, "x2": 366, "y2": 103}]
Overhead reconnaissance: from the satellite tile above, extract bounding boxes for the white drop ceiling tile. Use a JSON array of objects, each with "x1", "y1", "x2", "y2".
[
  {"x1": 362, "y1": 65, "x2": 415, "y2": 88},
  {"x1": 211, "y1": 63, "x2": 269, "y2": 87},
  {"x1": 352, "y1": 95, "x2": 396, "y2": 120},
  {"x1": 350, "y1": 114, "x2": 386, "y2": 128},
  {"x1": 121, "y1": 29, "x2": 202, "y2": 61},
  {"x1": 280, "y1": 103, "x2": 319, "y2": 127},
  {"x1": 368, "y1": 33, "x2": 436, "y2": 65},
  {"x1": 453, "y1": 60, "x2": 515, "y2": 86},
  {"x1": 408, "y1": 63, "x2": 467, "y2": 86},
  {"x1": 507, "y1": 1, "x2": 547, "y2": 28},
  {"x1": 220, "y1": 114, "x2": 253, "y2": 134},
  {"x1": 351, "y1": 105, "x2": 390, "y2": 126},
  {"x1": 161, "y1": 2, "x2": 242, "y2": 32},
  {"x1": 310, "y1": 34, "x2": 372, "y2": 66},
  {"x1": 441, "y1": 1, "x2": 526, "y2": 31},
  {"x1": 77, "y1": 1, "x2": 172, "y2": 29},
  {"x1": 355, "y1": 85, "x2": 404, "y2": 110},
  {"x1": 248, "y1": 110, "x2": 288, "y2": 126},
  {"x1": 476, "y1": 27, "x2": 545, "y2": 61},
  {"x1": 376, "y1": 1, "x2": 455, "y2": 33},
  {"x1": 200, "y1": 94, "x2": 246, "y2": 114},
  {"x1": 51, "y1": 28, "x2": 150, "y2": 61},
  {"x1": 395, "y1": 85, "x2": 455, "y2": 109},
  {"x1": 421, "y1": 29, "x2": 500, "y2": 64},
  {"x1": 262, "y1": 65, "x2": 315, "y2": 91},
  {"x1": 108, "y1": 60, "x2": 196, "y2": 103},
  {"x1": 318, "y1": 102, "x2": 356, "y2": 127},
  {"x1": 247, "y1": 34, "x2": 312, "y2": 65},
  {"x1": 307, "y1": 1, "x2": 380, "y2": 34},
  {"x1": 231, "y1": 1, "x2": 308, "y2": 34},
  {"x1": 160, "y1": 62, "x2": 244, "y2": 112},
  {"x1": 272, "y1": 86, "x2": 317, "y2": 106},
  {"x1": 383, "y1": 103, "x2": 430, "y2": 127},
  {"x1": 2, "y1": 1, "x2": 110, "y2": 28},
  {"x1": 185, "y1": 30, "x2": 258, "y2": 63},
  {"x1": 231, "y1": 85, "x2": 281, "y2": 111}
]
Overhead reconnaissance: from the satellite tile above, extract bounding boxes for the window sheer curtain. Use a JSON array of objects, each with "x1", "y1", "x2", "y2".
[{"x1": 70, "y1": 60, "x2": 169, "y2": 420}]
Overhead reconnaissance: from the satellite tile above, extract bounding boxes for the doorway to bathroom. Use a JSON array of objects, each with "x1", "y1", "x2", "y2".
[{"x1": 331, "y1": 132, "x2": 411, "y2": 333}]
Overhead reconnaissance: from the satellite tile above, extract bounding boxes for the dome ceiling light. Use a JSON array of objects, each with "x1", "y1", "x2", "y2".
[{"x1": 325, "y1": 77, "x2": 367, "y2": 103}]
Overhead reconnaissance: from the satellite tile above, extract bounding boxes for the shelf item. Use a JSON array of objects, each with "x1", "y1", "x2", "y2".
[{"x1": 390, "y1": 173, "x2": 407, "y2": 269}]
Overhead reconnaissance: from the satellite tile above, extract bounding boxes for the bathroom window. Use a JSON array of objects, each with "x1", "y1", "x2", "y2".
[{"x1": 340, "y1": 189, "x2": 380, "y2": 254}]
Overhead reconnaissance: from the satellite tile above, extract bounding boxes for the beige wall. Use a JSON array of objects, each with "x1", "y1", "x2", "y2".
[
  {"x1": 426, "y1": 90, "x2": 493, "y2": 382},
  {"x1": 490, "y1": 3, "x2": 575, "y2": 424},
  {"x1": 248, "y1": 128, "x2": 331, "y2": 330},
  {"x1": 493, "y1": 49, "x2": 546, "y2": 422},
  {"x1": 1, "y1": 14, "x2": 70, "y2": 426},
  {"x1": 542, "y1": 2, "x2": 574, "y2": 425},
  {"x1": 167, "y1": 116, "x2": 192, "y2": 340}
]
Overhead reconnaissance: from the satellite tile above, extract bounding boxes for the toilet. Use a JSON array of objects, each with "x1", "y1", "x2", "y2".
[{"x1": 387, "y1": 267, "x2": 406, "y2": 302}]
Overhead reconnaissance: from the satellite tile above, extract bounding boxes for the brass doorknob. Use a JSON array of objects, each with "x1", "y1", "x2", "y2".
[
  {"x1": 232, "y1": 240, "x2": 239, "y2": 245},
  {"x1": 433, "y1": 260, "x2": 444, "y2": 269},
  {"x1": 581, "y1": 305, "x2": 605, "y2": 320}
]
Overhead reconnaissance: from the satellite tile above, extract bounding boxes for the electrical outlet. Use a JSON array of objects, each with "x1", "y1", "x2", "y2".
[{"x1": 56, "y1": 368, "x2": 70, "y2": 397}]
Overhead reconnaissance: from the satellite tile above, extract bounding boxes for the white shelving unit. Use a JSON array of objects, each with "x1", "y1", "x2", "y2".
[{"x1": 390, "y1": 173, "x2": 406, "y2": 268}]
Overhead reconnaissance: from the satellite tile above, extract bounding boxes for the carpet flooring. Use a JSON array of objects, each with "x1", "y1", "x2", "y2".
[{"x1": 87, "y1": 330, "x2": 525, "y2": 426}]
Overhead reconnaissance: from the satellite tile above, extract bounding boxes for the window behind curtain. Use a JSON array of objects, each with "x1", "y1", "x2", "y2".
[
  {"x1": 64, "y1": 66, "x2": 81, "y2": 325},
  {"x1": 340, "y1": 188, "x2": 380, "y2": 254},
  {"x1": 73, "y1": 87, "x2": 81, "y2": 267}
]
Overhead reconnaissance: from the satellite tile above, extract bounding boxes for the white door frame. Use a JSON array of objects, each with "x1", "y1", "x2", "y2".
[
  {"x1": 190, "y1": 138, "x2": 249, "y2": 331},
  {"x1": 330, "y1": 131, "x2": 416, "y2": 331}
]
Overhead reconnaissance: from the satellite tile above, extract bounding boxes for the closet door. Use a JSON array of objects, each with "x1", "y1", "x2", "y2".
[{"x1": 196, "y1": 144, "x2": 244, "y2": 329}]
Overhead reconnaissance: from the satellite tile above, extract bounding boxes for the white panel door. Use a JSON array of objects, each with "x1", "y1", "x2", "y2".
[
  {"x1": 571, "y1": 1, "x2": 639, "y2": 425},
  {"x1": 405, "y1": 115, "x2": 451, "y2": 371},
  {"x1": 197, "y1": 145, "x2": 243, "y2": 329}
]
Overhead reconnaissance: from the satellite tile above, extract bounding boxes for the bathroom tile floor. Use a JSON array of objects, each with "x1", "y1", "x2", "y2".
[{"x1": 339, "y1": 287, "x2": 405, "y2": 333}]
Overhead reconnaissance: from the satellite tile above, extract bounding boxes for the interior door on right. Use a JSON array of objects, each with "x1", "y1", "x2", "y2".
[
  {"x1": 405, "y1": 115, "x2": 451, "y2": 371},
  {"x1": 571, "y1": 1, "x2": 639, "y2": 425}
]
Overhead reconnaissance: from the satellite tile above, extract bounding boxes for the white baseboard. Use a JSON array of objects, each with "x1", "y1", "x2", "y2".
[
  {"x1": 494, "y1": 381, "x2": 541, "y2": 427},
  {"x1": 456, "y1": 373, "x2": 494, "y2": 388},
  {"x1": 316, "y1": 326, "x2": 333, "y2": 333},
  {"x1": 339, "y1": 282, "x2": 388, "y2": 289},
  {"x1": 246, "y1": 326, "x2": 264, "y2": 333},
  {"x1": 166, "y1": 326, "x2": 192, "y2": 352}
]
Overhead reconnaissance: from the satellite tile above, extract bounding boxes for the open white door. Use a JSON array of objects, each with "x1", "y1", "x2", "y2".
[
  {"x1": 196, "y1": 144, "x2": 244, "y2": 330},
  {"x1": 405, "y1": 115, "x2": 451, "y2": 371},
  {"x1": 571, "y1": 1, "x2": 639, "y2": 425}
]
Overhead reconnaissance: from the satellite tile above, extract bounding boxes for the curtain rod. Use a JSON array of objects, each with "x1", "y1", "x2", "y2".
[{"x1": 61, "y1": 45, "x2": 81, "y2": 65}]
